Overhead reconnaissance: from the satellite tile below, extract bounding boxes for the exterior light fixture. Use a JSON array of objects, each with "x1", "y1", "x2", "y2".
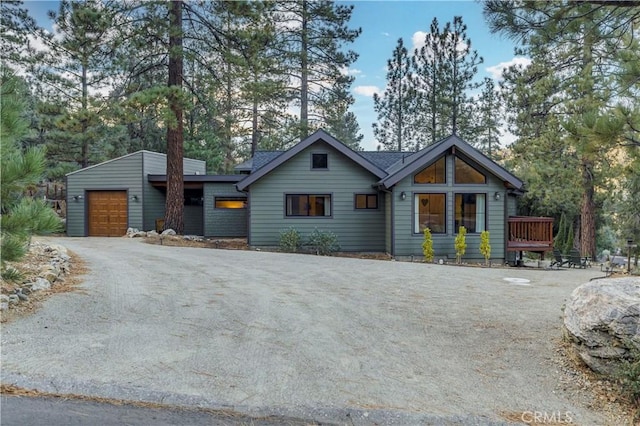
[
  {"x1": 130, "y1": 195, "x2": 139, "y2": 201},
  {"x1": 494, "y1": 192, "x2": 501, "y2": 201},
  {"x1": 400, "y1": 191, "x2": 406, "y2": 201},
  {"x1": 73, "y1": 195, "x2": 84, "y2": 201}
]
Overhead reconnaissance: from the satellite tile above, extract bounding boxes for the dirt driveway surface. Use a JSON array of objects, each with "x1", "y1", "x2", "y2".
[{"x1": 2, "y1": 238, "x2": 608, "y2": 425}]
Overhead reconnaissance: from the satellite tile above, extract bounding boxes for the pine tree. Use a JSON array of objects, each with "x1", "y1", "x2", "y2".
[
  {"x1": 412, "y1": 18, "x2": 446, "y2": 146},
  {"x1": 274, "y1": 0, "x2": 361, "y2": 140},
  {"x1": 1, "y1": 72, "x2": 62, "y2": 275},
  {"x1": 484, "y1": 1, "x2": 637, "y2": 259},
  {"x1": 373, "y1": 38, "x2": 416, "y2": 151},
  {"x1": 475, "y1": 77, "x2": 502, "y2": 159}
]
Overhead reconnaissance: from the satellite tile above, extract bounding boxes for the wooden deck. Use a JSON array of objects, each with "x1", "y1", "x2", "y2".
[{"x1": 507, "y1": 216, "x2": 554, "y2": 255}]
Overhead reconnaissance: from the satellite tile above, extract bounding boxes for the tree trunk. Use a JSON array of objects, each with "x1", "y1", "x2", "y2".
[
  {"x1": 81, "y1": 62, "x2": 89, "y2": 168},
  {"x1": 580, "y1": 161, "x2": 596, "y2": 259},
  {"x1": 251, "y1": 93, "x2": 259, "y2": 155},
  {"x1": 165, "y1": 0, "x2": 184, "y2": 234},
  {"x1": 299, "y1": 0, "x2": 309, "y2": 140}
]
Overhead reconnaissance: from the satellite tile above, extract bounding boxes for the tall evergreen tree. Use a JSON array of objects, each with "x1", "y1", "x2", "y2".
[
  {"x1": 475, "y1": 77, "x2": 502, "y2": 159},
  {"x1": 34, "y1": 0, "x2": 123, "y2": 168},
  {"x1": 274, "y1": 0, "x2": 361, "y2": 140},
  {"x1": 373, "y1": 38, "x2": 416, "y2": 151},
  {"x1": 484, "y1": 1, "x2": 637, "y2": 259},
  {"x1": 165, "y1": 0, "x2": 185, "y2": 234}
]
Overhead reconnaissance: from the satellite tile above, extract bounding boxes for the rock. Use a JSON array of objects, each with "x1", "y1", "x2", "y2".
[
  {"x1": 8, "y1": 295, "x2": 19, "y2": 304},
  {"x1": 161, "y1": 229, "x2": 176, "y2": 236},
  {"x1": 147, "y1": 230, "x2": 159, "y2": 237},
  {"x1": 17, "y1": 292, "x2": 28, "y2": 301},
  {"x1": 20, "y1": 287, "x2": 31, "y2": 295},
  {"x1": 30, "y1": 277, "x2": 52, "y2": 292},
  {"x1": 0, "y1": 302, "x2": 8, "y2": 311},
  {"x1": 564, "y1": 277, "x2": 640, "y2": 375}
]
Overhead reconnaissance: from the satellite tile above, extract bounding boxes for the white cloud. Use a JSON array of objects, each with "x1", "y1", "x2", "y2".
[
  {"x1": 381, "y1": 32, "x2": 390, "y2": 37},
  {"x1": 486, "y1": 57, "x2": 532, "y2": 80},
  {"x1": 412, "y1": 31, "x2": 427, "y2": 51},
  {"x1": 354, "y1": 85, "x2": 381, "y2": 97}
]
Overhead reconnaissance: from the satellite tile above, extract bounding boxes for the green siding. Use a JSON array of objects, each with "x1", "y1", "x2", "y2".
[
  {"x1": 392, "y1": 154, "x2": 508, "y2": 261},
  {"x1": 204, "y1": 183, "x2": 247, "y2": 237},
  {"x1": 66, "y1": 152, "x2": 144, "y2": 237},
  {"x1": 385, "y1": 191, "x2": 392, "y2": 253},
  {"x1": 248, "y1": 142, "x2": 385, "y2": 251},
  {"x1": 67, "y1": 151, "x2": 207, "y2": 236}
]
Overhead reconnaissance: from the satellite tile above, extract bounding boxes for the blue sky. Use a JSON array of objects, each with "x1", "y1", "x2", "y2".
[
  {"x1": 25, "y1": 0, "x2": 525, "y2": 151},
  {"x1": 345, "y1": 1, "x2": 525, "y2": 150}
]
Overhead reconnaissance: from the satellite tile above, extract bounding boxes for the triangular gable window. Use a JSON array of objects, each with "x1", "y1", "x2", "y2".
[
  {"x1": 414, "y1": 156, "x2": 446, "y2": 184},
  {"x1": 454, "y1": 157, "x2": 485, "y2": 184}
]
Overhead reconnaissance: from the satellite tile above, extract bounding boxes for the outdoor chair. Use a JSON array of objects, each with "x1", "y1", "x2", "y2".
[
  {"x1": 551, "y1": 248, "x2": 570, "y2": 268},
  {"x1": 568, "y1": 249, "x2": 587, "y2": 268}
]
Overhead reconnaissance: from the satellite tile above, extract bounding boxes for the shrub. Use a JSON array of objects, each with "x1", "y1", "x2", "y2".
[
  {"x1": 454, "y1": 226, "x2": 467, "y2": 264},
  {"x1": 307, "y1": 228, "x2": 340, "y2": 255},
  {"x1": 617, "y1": 346, "x2": 640, "y2": 418},
  {"x1": 279, "y1": 227, "x2": 301, "y2": 252},
  {"x1": 479, "y1": 230, "x2": 491, "y2": 266},
  {"x1": 422, "y1": 227, "x2": 434, "y2": 262}
]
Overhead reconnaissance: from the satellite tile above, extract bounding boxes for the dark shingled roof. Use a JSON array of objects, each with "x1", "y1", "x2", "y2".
[
  {"x1": 359, "y1": 151, "x2": 411, "y2": 171},
  {"x1": 251, "y1": 151, "x2": 284, "y2": 171}
]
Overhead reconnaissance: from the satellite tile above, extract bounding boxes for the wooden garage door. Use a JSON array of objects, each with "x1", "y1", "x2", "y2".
[{"x1": 88, "y1": 191, "x2": 128, "y2": 236}]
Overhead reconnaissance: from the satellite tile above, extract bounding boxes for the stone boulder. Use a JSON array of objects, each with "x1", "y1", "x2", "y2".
[
  {"x1": 161, "y1": 229, "x2": 176, "y2": 236},
  {"x1": 564, "y1": 277, "x2": 640, "y2": 375}
]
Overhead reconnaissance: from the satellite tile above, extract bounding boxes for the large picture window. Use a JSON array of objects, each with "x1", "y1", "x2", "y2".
[
  {"x1": 455, "y1": 193, "x2": 485, "y2": 233},
  {"x1": 414, "y1": 194, "x2": 446, "y2": 233},
  {"x1": 286, "y1": 194, "x2": 331, "y2": 217},
  {"x1": 414, "y1": 156, "x2": 446, "y2": 184},
  {"x1": 455, "y1": 157, "x2": 486, "y2": 184}
]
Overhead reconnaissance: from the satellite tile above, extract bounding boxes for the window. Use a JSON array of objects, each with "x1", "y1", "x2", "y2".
[
  {"x1": 311, "y1": 153, "x2": 328, "y2": 169},
  {"x1": 286, "y1": 194, "x2": 331, "y2": 217},
  {"x1": 455, "y1": 157, "x2": 486, "y2": 184},
  {"x1": 414, "y1": 194, "x2": 446, "y2": 233},
  {"x1": 455, "y1": 193, "x2": 485, "y2": 233},
  {"x1": 355, "y1": 194, "x2": 378, "y2": 209},
  {"x1": 215, "y1": 197, "x2": 247, "y2": 209},
  {"x1": 414, "y1": 156, "x2": 446, "y2": 184}
]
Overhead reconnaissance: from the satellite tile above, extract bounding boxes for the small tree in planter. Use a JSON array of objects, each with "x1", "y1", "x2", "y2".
[
  {"x1": 454, "y1": 226, "x2": 467, "y2": 264},
  {"x1": 479, "y1": 230, "x2": 491, "y2": 266},
  {"x1": 422, "y1": 227, "x2": 434, "y2": 262}
]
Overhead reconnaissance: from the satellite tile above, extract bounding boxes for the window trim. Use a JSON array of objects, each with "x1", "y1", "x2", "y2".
[
  {"x1": 284, "y1": 193, "x2": 333, "y2": 218},
  {"x1": 214, "y1": 196, "x2": 247, "y2": 209},
  {"x1": 454, "y1": 192, "x2": 487, "y2": 233},
  {"x1": 354, "y1": 193, "x2": 379, "y2": 210},
  {"x1": 454, "y1": 156, "x2": 486, "y2": 185},
  {"x1": 413, "y1": 156, "x2": 447, "y2": 185},
  {"x1": 310, "y1": 152, "x2": 329, "y2": 170},
  {"x1": 413, "y1": 192, "x2": 447, "y2": 235}
]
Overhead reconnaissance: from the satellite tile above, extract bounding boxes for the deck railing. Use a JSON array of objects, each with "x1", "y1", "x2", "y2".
[{"x1": 507, "y1": 216, "x2": 554, "y2": 254}]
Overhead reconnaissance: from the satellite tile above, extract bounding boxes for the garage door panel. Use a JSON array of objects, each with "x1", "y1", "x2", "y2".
[{"x1": 88, "y1": 191, "x2": 128, "y2": 237}]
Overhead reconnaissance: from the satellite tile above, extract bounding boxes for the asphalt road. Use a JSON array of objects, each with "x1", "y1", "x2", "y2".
[
  {"x1": 0, "y1": 395, "x2": 317, "y2": 426},
  {"x1": 1, "y1": 237, "x2": 607, "y2": 425}
]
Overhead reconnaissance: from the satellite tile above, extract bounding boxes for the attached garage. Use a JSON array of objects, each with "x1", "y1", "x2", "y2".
[{"x1": 87, "y1": 191, "x2": 128, "y2": 236}]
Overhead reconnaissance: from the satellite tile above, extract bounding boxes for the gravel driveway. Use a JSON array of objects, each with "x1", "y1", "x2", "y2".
[{"x1": 1, "y1": 237, "x2": 607, "y2": 425}]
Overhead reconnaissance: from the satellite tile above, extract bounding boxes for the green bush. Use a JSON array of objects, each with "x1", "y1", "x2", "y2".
[
  {"x1": 279, "y1": 227, "x2": 301, "y2": 252},
  {"x1": 422, "y1": 227, "x2": 434, "y2": 262},
  {"x1": 617, "y1": 346, "x2": 640, "y2": 417},
  {"x1": 307, "y1": 228, "x2": 340, "y2": 255}
]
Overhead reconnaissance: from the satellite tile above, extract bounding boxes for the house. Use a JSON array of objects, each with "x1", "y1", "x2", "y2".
[
  {"x1": 65, "y1": 151, "x2": 247, "y2": 238},
  {"x1": 236, "y1": 129, "x2": 541, "y2": 262},
  {"x1": 66, "y1": 130, "x2": 552, "y2": 263}
]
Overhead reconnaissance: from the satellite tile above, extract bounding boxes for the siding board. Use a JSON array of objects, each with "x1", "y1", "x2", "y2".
[{"x1": 248, "y1": 143, "x2": 385, "y2": 251}]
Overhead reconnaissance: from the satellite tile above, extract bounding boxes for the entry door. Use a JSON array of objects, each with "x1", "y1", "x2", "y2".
[{"x1": 88, "y1": 191, "x2": 128, "y2": 236}]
